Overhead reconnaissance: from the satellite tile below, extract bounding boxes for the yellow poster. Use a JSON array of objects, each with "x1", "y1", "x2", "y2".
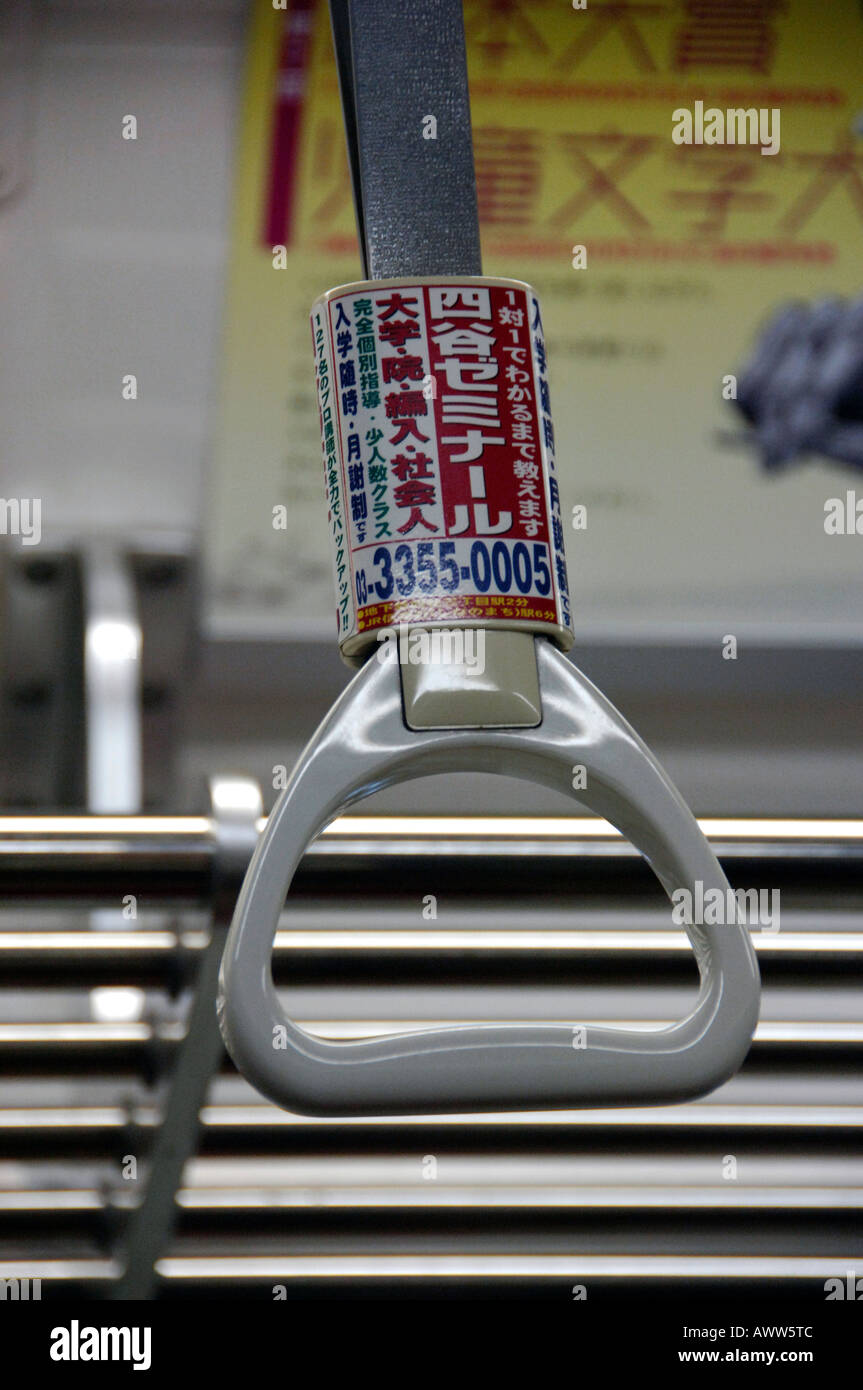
[{"x1": 207, "y1": 0, "x2": 863, "y2": 639}]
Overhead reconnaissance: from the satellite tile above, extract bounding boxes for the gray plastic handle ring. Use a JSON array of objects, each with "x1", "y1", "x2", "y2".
[{"x1": 217, "y1": 639, "x2": 760, "y2": 1115}]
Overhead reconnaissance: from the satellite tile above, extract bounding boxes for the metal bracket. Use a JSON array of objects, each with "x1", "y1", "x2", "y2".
[
  {"x1": 400, "y1": 628, "x2": 541, "y2": 729},
  {"x1": 0, "y1": 537, "x2": 197, "y2": 809}
]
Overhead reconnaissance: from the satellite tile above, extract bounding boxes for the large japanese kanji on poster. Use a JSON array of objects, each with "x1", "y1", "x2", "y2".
[{"x1": 206, "y1": 0, "x2": 863, "y2": 641}]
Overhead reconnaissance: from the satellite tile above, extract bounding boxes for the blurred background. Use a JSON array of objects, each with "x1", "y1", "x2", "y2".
[{"x1": 0, "y1": 0, "x2": 861, "y2": 1301}]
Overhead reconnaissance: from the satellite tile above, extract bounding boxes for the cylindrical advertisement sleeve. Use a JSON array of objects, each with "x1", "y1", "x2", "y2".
[{"x1": 311, "y1": 276, "x2": 574, "y2": 663}]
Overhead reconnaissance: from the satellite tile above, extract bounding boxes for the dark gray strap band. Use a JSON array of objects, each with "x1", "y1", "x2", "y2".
[{"x1": 327, "y1": 0, "x2": 482, "y2": 279}]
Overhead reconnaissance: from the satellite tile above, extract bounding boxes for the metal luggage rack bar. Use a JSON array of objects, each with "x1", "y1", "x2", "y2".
[
  {"x1": 2, "y1": 814, "x2": 863, "y2": 899},
  {"x1": 2, "y1": 810, "x2": 862, "y2": 1300}
]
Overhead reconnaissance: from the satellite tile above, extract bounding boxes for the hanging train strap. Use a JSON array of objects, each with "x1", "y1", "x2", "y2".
[{"x1": 216, "y1": 0, "x2": 760, "y2": 1115}]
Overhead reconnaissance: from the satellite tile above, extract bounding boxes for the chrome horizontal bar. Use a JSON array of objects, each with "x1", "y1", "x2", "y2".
[
  {"x1": 0, "y1": 1254, "x2": 853, "y2": 1284},
  {"x1": 201, "y1": 1104, "x2": 863, "y2": 1130},
  {"x1": 1, "y1": 1187, "x2": 859, "y2": 1212},
  {"x1": 2, "y1": 1104, "x2": 860, "y2": 1131},
  {"x1": 0, "y1": 814, "x2": 861, "y2": 900},
  {"x1": 172, "y1": 1187, "x2": 863, "y2": 1210},
  {"x1": 153, "y1": 1254, "x2": 857, "y2": 1281},
  {"x1": 0, "y1": 929, "x2": 860, "y2": 956}
]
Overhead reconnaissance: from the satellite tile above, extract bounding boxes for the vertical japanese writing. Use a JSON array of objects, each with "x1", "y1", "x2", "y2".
[
  {"x1": 530, "y1": 293, "x2": 571, "y2": 631},
  {"x1": 429, "y1": 285, "x2": 509, "y2": 536},
  {"x1": 378, "y1": 291, "x2": 443, "y2": 537},
  {"x1": 313, "y1": 308, "x2": 353, "y2": 639},
  {"x1": 333, "y1": 300, "x2": 370, "y2": 550},
  {"x1": 500, "y1": 296, "x2": 542, "y2": 540}
]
